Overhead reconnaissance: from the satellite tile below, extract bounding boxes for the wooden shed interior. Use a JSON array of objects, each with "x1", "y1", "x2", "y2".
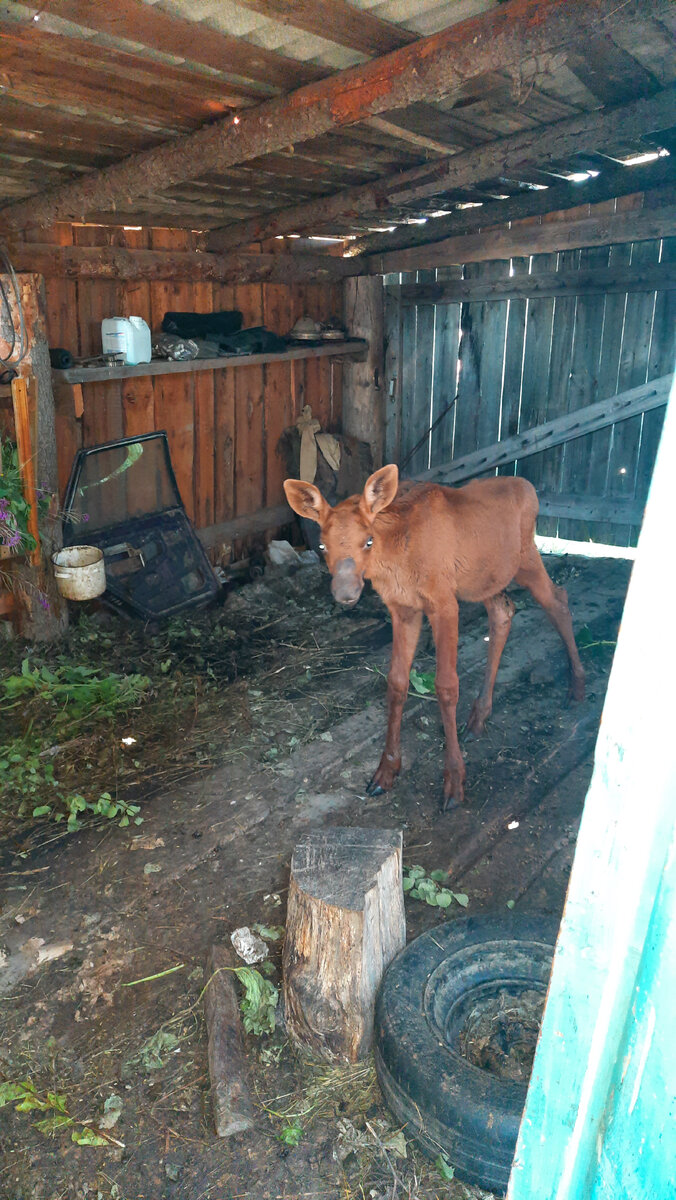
[
  {"x1": 0, "y1": 4, "x2": 675, "y2": 1198},
  {"x1": 0, "y1": 0, "x2": 673, "y2": 612}
]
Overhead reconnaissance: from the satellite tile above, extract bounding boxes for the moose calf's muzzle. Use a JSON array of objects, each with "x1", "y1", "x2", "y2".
[{"x1": 331, "y1": 557, "x2": 363, "y2": 606}]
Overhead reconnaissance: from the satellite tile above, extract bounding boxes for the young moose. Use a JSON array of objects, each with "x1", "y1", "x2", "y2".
[{"x1": 284, "y1": 466, "x2": 585, "y2": 810}]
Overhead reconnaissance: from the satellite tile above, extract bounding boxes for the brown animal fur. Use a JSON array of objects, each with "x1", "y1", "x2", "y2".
[{"x1": 284, "y1": 465, "x2": 585, "y2": 809}]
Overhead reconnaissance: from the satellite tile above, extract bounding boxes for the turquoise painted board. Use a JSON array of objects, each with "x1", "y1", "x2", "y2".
[{"x1": 508, "y1": 368, "x2": 676, "y2": 1200}]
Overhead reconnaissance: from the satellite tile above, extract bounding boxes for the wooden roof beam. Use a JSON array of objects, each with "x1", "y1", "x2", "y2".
[
  {"x1": 206, "y1": 87, "x2": 676, "y2": 251},
  {"x1": 0, "y1": 0, "x2": 664, "y2": 233},
  {"x1": 9, "y1": 244, "x2": 362, "y2": 284}
]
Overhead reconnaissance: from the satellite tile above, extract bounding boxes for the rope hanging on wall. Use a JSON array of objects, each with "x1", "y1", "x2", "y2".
[{"x1": 0, "y1": 244, "x2": 26, "y2": 368}]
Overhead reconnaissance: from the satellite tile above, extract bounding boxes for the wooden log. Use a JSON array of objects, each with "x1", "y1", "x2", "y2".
[
  {"x1": 204, "y1": 944, "x2": 256, "y2": 1138},
  {"x1": 372, "y1": 206, "x2": 676, "y2": 275},
  {"x1": 10, "y1": 245, "x2": 359, "y2": 285},
  {"x1": 206, "y1": 87, "x2": 676, "y2": 252},
  {"x1": 388, "y1": 258, "x2": 676, "y2": 304},
  {"x1": 416, "y1": 375, "x2": 671, "y2": 487},
  {"x1": 0, "y1": 0, "x2": 663, "y2": 231},
  {"x1": 283, "y1": 827, "x2": 405, "y2": 1063}
]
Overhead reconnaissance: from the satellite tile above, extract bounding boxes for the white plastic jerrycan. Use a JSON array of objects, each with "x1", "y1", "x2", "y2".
[{"x1": 101, "y1": 316, "x2": 152, "y2": 365}]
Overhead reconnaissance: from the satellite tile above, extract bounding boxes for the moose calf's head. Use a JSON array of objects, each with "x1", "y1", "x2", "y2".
[{"x1": 284, "y1": 464, "x2": 399, "y2": 607}]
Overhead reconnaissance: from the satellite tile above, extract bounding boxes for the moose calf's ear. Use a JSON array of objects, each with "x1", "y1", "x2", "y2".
[
  {"x1": 284, "y1": 478, "x2": 329, "y2": 524},
  {"x1": 361, "y1": 464, "x2": 399, "y2": 519}
]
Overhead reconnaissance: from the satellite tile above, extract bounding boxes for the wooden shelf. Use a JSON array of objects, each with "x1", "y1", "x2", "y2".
[{"x1": 52, "y1": 340, "x2": 367, "y2": 385}]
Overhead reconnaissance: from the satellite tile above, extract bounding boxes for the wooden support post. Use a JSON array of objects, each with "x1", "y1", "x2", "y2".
[
  {"x1": 343, "y1": 277, "x2": 385, "y2": 467},
  {"x1": 204, "y1": 944, "x2": 256, "y2": 1138},
  {"x1": 0, "y1": 273, "x2": 67, "y2": 639},
  {"x1": 282, "y1": 827, "x2": 405, "y2": 1063},
  {"x1": 10, "y1": 376, "x2": 40, "y2": 566}
]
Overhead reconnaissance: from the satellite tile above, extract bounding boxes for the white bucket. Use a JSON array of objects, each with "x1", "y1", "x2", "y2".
[{"x1": 51, "y1": 545, "x2": 106, "y2": 601}]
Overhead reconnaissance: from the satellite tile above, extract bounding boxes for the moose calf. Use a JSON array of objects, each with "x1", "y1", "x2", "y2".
[{"x1": 284, "y1": 465, "x2": 585, "y2": 810}]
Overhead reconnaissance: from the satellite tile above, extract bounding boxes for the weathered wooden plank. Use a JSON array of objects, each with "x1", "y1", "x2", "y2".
[
  {"x1": 213, "y1": 283, "x2": 236, "y2": 526},
  {"x1": 497, "y1": 255, "x2": 529, "y2": 476},
  {"x1": 150, "y1": 229, "x2": 196, "y2": 520},
  {"x1": 193, "y1": 281, "x2": 216, "y2": 529},
  {"x1": 399, "y1": 272, "x2": 420, "y2": 471},
  {"x1": 583, "y1": 236, "x2": 635, "y2": 543},
  {"x1": 454, "y1": 263, "x2": 486, "y2": 460},
  {"x1": 42, "y1": 0, "x2": 325, "y2": 91},
  {"x1": 537, "y1": 492, "x2": 645, "y2": 524},
  {"x1": 233, "y1": 0, "x2": 415, "y2": 55},
  {"x1": 372, "y1": 206, "x2": 676, "y2": 274},
  {"x1": 206, "y1": 88, "x2": 676, "y2": 251},
  {"x1": 10, "y1": 245, "x2": 359, "y2": 284},
  {"x1": 558, "y1": 240, "x2": 611, "y2": 541},
  {"x1": 198, "y1": 503, "x2": 291, "y2": 550},
  {"x1": 475, "y1": 261, "x2": 511, "y2": 452},
  {"x1": 388, "y1": 259, "x2": 676, "y2": 304},
  {"x1": 2, "y1": 0, "x2": 663, "y2": 230},
  {"x1": 605, "y1": 238, "x2": 663, "y2": 545},
  {"x1": 342, "y1": 276, "x2": 385, "y2": 466},
  {"x1": 517, "y1": 251, "x2": 557, "y2": 493},
  {"x1": 383, "y1": 276, "x2": 402, "y2": 465},
  {"x1": 407, "y1": 271, "x2": 435, "y2": 474},
  {"x1": 429, "y1": 266, "x2": 462, "y2": 470},
  {"x1": 532, "y1": 247, "x2": 579, "y2": 535},
  {"x1": 53, "y1": 341, "x2": 367, "y2": 385},
  {"x1": 263, "y1": 283, "x2": 293, "y2": 508},
  {"x1": 415, "y1": 375, "x2": 671, "y2": 486},
  {"x1": 632, "y1": 236, "x2": 676, "y2": 537}
]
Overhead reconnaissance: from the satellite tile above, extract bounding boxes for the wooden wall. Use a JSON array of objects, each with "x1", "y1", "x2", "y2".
[
  {"x1": 385, "y1": 199, "x2": 675, "y2": 547},
  {"x1": 22, "y1": 224, "x2": 343, "y2": 529}
]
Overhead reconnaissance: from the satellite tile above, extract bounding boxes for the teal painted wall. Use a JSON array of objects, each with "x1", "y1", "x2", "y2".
[{"x1": 508, "y1": 371, "x2": 676, "y2": 1200}]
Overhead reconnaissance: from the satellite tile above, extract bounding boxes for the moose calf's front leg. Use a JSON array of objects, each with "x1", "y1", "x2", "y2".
[
  {"x1": 428, "y1": 602, "x2": 465, "y2": 810},
  {"x1": 367, "y1": 606, "x2": 422, "y2": 796}
]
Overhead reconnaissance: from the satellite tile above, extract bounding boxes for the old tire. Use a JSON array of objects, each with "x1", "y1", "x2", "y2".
[{"x1": 374, "y1": 913, "x2": 557, "y2": 1196}]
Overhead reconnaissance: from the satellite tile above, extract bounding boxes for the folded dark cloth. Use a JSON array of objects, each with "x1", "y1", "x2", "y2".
[
  {"x1": 219, "y1": 327, "x2": 288, "y2": 355},
  {"x1": 161, "y1": 310, "x2": 243, "y2": 339}
]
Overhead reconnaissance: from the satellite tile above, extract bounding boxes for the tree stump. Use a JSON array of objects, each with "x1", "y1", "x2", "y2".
[{"x1": 283, "y1": 827, "x2": 405, "y2": 1062}]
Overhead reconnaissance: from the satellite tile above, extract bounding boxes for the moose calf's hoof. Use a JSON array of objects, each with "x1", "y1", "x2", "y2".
[{"x1": 366, "y1": 777, "x2": 385, "y2": 797}]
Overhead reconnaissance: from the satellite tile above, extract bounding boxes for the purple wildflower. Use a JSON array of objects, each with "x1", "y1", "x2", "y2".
[
  {"x1": 38, "y1": 595, "x2": 50, "y2": 610},
  {"x1": 82, "y1": 513, "x2": 90, "y2": 523}
]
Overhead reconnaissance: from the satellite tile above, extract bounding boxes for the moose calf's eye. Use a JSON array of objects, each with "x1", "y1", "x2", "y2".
[
  {"x1": 319, "y1": 542, "x2": 326, "y2": 552},
  {"x1": 365, "y1": 537, "x2": 373, "y2": 549}
]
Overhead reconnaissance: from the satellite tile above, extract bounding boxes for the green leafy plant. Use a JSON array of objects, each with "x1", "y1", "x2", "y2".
[
  {"x1": 403, "y1": 865, "x2": 469, "y2": 910},
  {"x1": 0, "y1": 441, "x2": 44, "y2": 556},
  {"x1": 1, "y1": 660, "x2": 150, "y2": 723},
  {"x1": 575, "y1": 624, "x2": 617, "y2": 659},
  {"x1": 278, "y1": 1120, "x2": 303, "y2": 1147},
  {"x1": 252, "y1": 923, "x2": 285, "y2": 942},
  {"x1": 0, "y1": 1079, "x2": 117, "y2": 1148},
  {"x1": 0, "y1": 738, "x2": 143, "y2": 830},
  {"x1": 235, "y1": 966, "x2": 279, "y2": 1036},
  {"x1": 409, "y1": 667, "x2": 436, "y2": 695},
  {"x1": 435, "y1": 1153, "x2": 455, "y2": 1181}
]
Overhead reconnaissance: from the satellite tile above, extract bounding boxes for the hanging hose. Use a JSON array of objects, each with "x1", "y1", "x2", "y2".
[{"x1": 0, "y1": 243, "x2": 27, "y2": 367}]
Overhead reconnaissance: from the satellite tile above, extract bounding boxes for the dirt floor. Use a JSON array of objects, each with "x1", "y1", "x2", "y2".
[{"x1": 0, "y1": 551, "x2": 630, "y2": 1200}]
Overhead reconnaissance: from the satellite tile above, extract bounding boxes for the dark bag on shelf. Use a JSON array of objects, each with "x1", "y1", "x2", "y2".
[{"x1": 161, "y1": 310, "x2": 243, "y2": 339}]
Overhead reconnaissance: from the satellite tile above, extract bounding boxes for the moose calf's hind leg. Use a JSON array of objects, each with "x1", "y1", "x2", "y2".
[
  {"x1": 515, "y1": 549, "x2": 585, "y2": 701},
  {"x1": 428, "y1": 603, "x2": 465, "y2": 811},
  {"x1": 367, "y1": 607, "x2": 422, "y2": 796},
  {"x1": 467, "y1": 592, "x2": 516, "y2": 737}
]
